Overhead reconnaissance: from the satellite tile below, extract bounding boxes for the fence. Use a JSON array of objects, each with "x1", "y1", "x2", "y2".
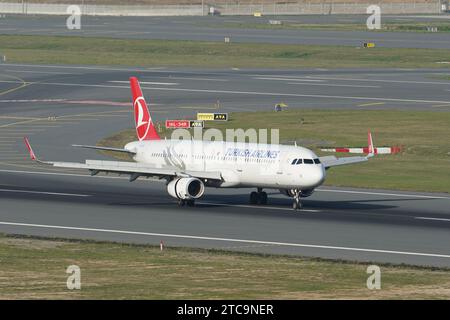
[{"x1": 0, "y1": 1, "x2": 443, "y2": 16}]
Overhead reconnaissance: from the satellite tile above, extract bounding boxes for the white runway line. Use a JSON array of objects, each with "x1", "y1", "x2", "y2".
[
  {"x1": 254, "y1": 77, "x2": 324, "y2": 82},
  {"x1": 0, "y1": 63, "x2": 169, "y2": 74},
  {"x1": 254, "y1": 74, "x2": 450, "y2": 86},
  {"x1": 0, "y1": 168, "x2": 134, "y2": 180},
  {"x1": 4, "y1": 69, "x2": 76, "y2": 75},
  {"x1": 317, "y1": 188, "x2": 450, "y2": 200},
  {"x1": 287, "y1": 82, "x2": 380, "y2": 88},
  {"x1": 415, "y1": 217, "x2": 450, "y2": 222},
  {"x1": 198, "y1": 201, "x2": 319, "y2": 213},
  {"x1": 0, "y1": 168, "x2": 448, "y2": 200},
  {"x1": 21, "y1": 81, "x2": 450, "y2": 105},
  {"x1": 0, "y1": 221, "x2": 449, "y2": 259},
  {"x1": 109, "y1": 80, "x2": 179, "y2": 86},
  {"x1": 0, "y1": 188, "x2": 90, "y2": 197},
  {"x1": 305, "y1": 76, "x2": 450, "y2": 86},
  {"x1": 169, "y1": 77, "x2": 228, "y2": 82}
]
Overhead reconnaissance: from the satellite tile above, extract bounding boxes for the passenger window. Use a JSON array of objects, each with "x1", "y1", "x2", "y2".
[
  {"x1": 314, "y1": 158, "x2": 321, "y2": 164},
  {"x1": 296, "y1": 159, "x2": 303, "y2": 165},
  {"x1": 304, "y1": 159, "x2": 314, "y2": 164}
]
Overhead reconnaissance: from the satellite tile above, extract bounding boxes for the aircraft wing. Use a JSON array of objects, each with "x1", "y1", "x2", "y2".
[
  {"x1": 24, "y1": 138, "x2": 222, "y2": 181},
  {"x1": 319, "y1": 130, "x2": 375, "y2": 169},
  {"x1": 319, "y1": 155, "x2": 370, "y2": 169}
]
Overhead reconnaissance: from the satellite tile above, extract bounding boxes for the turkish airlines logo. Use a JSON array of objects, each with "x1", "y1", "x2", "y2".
[{"x1": 134, "y1": 96, "x2": 150, "y2": 141}]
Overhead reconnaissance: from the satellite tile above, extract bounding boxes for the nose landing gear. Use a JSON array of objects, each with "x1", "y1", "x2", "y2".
[
  {"x1": 292, "y1": 190, "x2": 302, "y2": 211},
  {"x1": 249, "y1": 188, "x2": 268, "y2": 205}
]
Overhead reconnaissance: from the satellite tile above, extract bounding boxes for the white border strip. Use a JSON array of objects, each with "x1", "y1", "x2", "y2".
[
  {"x1": 0, "y1": 188, "x2": 90, "y2": 197},
  {"x1": 0, "y1": 221, "x2": 449, "y2": 259},
  {"x1": 317, "y1": 188, "x2": 450, "y2": 200}
]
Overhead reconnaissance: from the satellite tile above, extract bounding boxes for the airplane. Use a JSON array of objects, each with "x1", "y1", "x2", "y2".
[{"x1": 24, "y1": 77, "x2": 375, "y2": 210}]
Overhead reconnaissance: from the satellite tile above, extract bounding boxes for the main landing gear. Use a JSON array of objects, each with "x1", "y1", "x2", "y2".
[
  {"x1": 178, "y1": 199, "x2": 196, "y2": 207},
  {"x1": 249, "y1": 188, "x2": 268, "y2": 205},
  {"x1": 292, "y1": 190, "x2": 302, "y2": 211}
]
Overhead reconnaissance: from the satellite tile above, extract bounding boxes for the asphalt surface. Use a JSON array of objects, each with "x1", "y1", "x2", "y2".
[
  {"x1": 2, "y1": 14, "x2": 450, "y2": 48},
  {"x1": 0, "y1": 63, "x2": 449, "y2": 267}
]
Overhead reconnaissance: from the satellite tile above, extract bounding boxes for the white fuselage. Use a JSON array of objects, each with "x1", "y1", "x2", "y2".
[{"x1": 125, "y1": 140, "x2": 326, "y2": 190}]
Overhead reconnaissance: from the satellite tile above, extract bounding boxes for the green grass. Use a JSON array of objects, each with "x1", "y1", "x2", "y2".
[
  {"x1": 1, "y1": 234, "x2": 449, "y2": 299},
  {"x1": 98, "y1": 109, "x2": 450, "y2": 193},
  {"x1": 2, "y1": 35, "x2": 450, "y2": 68}
]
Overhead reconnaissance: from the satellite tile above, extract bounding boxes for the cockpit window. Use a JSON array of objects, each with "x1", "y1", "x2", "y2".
[
  {"x1": 291, "y1": 159, "x2": 297, "y2": 165},
  {"x1": 304, "y1": 159, "x2": 314, "y2": 164},
  {"x1": 314, "y1": 158, "x2": 321, "y2": 164},
  {"x1": 296, "y1": 159, "x2": 303, "y2": 164}
]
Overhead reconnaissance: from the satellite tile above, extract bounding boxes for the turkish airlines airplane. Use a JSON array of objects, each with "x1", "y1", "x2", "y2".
[{"x1": 24, "y1": 77, "x2": 375, "y2": 210}]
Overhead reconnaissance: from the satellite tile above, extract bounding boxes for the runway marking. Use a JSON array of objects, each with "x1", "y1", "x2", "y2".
[
  {"x1": 255, "y1": 77, "x2": 324, "y2": 82},
  {"x1": 287, "y1": 82, "x2": 380, "y2": 89},
  {"x1": 292, "y1": 76, "x2": 450, "y2": 86},
  {"x1": 198, "y1": 201, "x2": 320, "y2": 213},
  {"x1": 0, "y1": 63, "x2": 172, "y2": 74},
  {"x1": 0, "y1": 189, "x2": 90, "y2": 197},
  {"x1": 358, "y1": 102, "x2": 386, "y2": 107},
  {"x1": 0, "y1": 98, "x2": 133, "y2": 107},
  {"x1": 0, "y1": 116, "x2": 43, "y2": 120},
  {"x1": 0, "y1": 75, "x2": 32, "y2": 97},
  {"x1": 28, "y1": 81, "x2": 450, "y2": 105},
  {"x1": 4, "y1": 69, "x2": 76, "y2": 75},
  {"x1": 0, "y1": 111, "x2": 143, "y2": 126},
  {"x1": 110, "y1": 80, "x2": 179, "y2": 86},
  {"x1": 415, "y1": 217, "x2": 450, "y2": 222},
  {"x1": 0, "y1": 168, "x2": 447, "y2": 200},
  {"x1": 0, "y1": 118, "x2": 43, "y2": 128},
  {"x1": 0, "y1": 168, "x2": 128, "y2": 179},
  {"x1": 0, "y1": 221, "x2": 449, "y2": 259},
  {"x1": 169, "y1": 77, "x2": 228, "y2": 82},
  {"x1": 317, "y1": 188, "x2": 450, "y2": 200}
]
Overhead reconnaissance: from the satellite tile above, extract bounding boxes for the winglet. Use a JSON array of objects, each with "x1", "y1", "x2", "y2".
[
  {"x1": 24, "y1": 137, "x2": 37, "y2": 161},
  {"x1": 367, "y1": 130, "x2": 375, "y2": 157}
]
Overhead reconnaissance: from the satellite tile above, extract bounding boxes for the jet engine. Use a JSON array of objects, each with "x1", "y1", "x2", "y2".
[
  {"x1": 279, "y1": 189, "x2": 315, "y2": 198},
  {"x1": 167, "y1": 178, "x2": 205, "y2": 200}
]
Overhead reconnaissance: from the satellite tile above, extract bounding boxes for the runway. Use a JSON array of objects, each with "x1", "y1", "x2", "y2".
[
  {"x1": 2, "y1": 14, "x2": 450, "y2": 49},
  {"x1": 0, "y1": 63, "x2": 449, "y2": 267}
]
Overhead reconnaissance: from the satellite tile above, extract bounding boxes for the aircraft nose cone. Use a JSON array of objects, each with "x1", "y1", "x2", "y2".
[
  {"x1": 304, "y1": 166, "x2": 326, "y2": 188},
  {"x1": 317, "y1": 165, "x2": 326, "y2": 185}
]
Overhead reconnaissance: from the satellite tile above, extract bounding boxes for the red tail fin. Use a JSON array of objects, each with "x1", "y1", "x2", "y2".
[
  {"x1": 130, "y1": 77, "x2": 160, "y2": 141},
  {"x1": 24, "y1": 137, "x2": 37, "y2": 160},
  {"x1": 367, "y1": 130, "x2": 375, "y2": 155}
]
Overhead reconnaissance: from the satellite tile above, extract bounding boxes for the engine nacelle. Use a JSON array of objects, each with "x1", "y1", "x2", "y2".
[
  {"x1": 279, "y1": 189, "x2": 315, "y2": 198},
  {"x1": 167, "y1": 178, "x2": 205, "y2": 200}
]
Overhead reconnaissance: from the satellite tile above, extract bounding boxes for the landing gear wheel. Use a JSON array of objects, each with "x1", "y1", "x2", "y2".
[
  {"x1": 178, "y1": 199, "x2": 186, "y2": 207},
  {"x1": 186, "y1": 199, "x2": 195, "y2": 207},
  {"x1": 259, "y1": 192, "x2": 268, "y2": 205},
  {"x1": 293, "y1": 191, "x2": 302, "y2": 211},
  {"x1": 250, "y1": 192, "x2": 258, "y2": 205}
]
